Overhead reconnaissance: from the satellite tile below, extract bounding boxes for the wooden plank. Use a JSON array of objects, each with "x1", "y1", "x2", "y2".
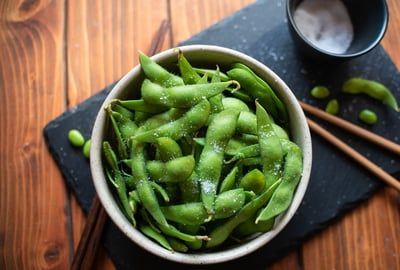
[
  {"x1": 66, "y1": 1, "x2": 170, "y2": 269},
  {"x1": 301, "y1": 1, "x2": 400, "y2": 268},
  {"x1": 381, "y1": 0, "x2": 400, "y2": 66},
  {"x1": 301, "y1": 188, "x2": 400, "y2": 270},
  {"x1": 0, "y1": 0, "x2": 70, "y2": 269},
  {"x1": 170, "y1": 0, "x2": 256, "y2": 45}
]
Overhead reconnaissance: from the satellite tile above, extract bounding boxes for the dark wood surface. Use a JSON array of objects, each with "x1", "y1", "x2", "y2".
[{"x1": 0, "y1": 0, "x2": 399, "y2": 269}]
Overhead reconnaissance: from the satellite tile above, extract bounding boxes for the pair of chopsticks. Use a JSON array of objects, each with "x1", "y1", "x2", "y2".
[
  {"x1": 71, "y1": 19, "x2": 170, "y2": 270},
  {"x1": 300, "y1": 101, "x2": 400, "y2": 191}
]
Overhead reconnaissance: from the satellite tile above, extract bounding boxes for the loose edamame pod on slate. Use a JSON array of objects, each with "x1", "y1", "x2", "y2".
[
  {"x1": 197, "y1": 110, "x2": 240, "y2": 214},
  {"x1": 68, "y1": 129, "x2": 85, "y2": 147},
  {"x1": 141, "y1": 79, "x2": 237, "y2": 108},
  {"x1": 82, "y1": 139, "x2": 91, "y2": 158},
  {"x1": 256, "y1": 140, "x2": 303, "y2": 223},
  {"x1": 133, "y1": 99, "x2": 210, "y2": 142},
  {"x1": 147, "y1": 156, "x2": 195, "y2": 183},
  {"x1": 359, "y1": 109, "x2": 378, "y2": 125},
  {"x1": 139, "y1": 52, "x2": 184, "y2": 87},
  {"x1": 256, "y1": 101, "x2": 284, "y2": 188},
  {"x1": 343, "y1": 78, "x2": 399, "y2": 111},
  {"x1": 161, "y1": 189, "x2": 246, "y2": 225},
  {"x1": 310, "y1": 86, "x2": 330, "y2": 99},
  {"x1": 325, "y1": 99, "x2": 339, "y2": 115},
  {"x1": 206, "y1": 179, "x2": 281, "y2": 248},
  {"x1": 178, "y1": 50, "x2": 201, "y2": 84}
]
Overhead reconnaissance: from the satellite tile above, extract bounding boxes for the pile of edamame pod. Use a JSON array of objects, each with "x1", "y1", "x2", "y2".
[{"x1": 102, "y1": 50, "x2": 303, "y2": 252}]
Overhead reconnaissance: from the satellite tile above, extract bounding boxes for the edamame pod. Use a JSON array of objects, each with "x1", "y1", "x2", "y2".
[
  {"x1": 139, "y1": 52, "x2": 184, "y2": 87},
  {"x1": 140, "y1": 225, "x2": 172, "y2": 251},
  {"x1": 147, "y1": 156, "x2": 195, "y2": 183},
  {"x1": 133, "y1": 99, "x2": 210, "y2": 142},
  {"x1": 239, "y1": 169, "x2": 266, "y2": 195},
  {"x1": 206, "y1": 179, "x2": 281, "y2": 248},
  {"x1": 193, "y1": 67, "x2": 230, "y2": 81},
  {"x1": 141, "y1": 79, "x2": 237, "y2": 108},
  {"x1": 222, "y1": 97, "x2": 250, "y2": 112},
  {"x1": 161, "y1": 189, "x2": 246, "y2": 225},
  {"x1": 130, "y1": 140, "x2": 168, "y2": 227},
  {"x1": 197, "y1": 110, "x2": 240, "y2": 214},
  {"x1": 178, "y1": 50, "x2": 202, "y2": 84},
  {"x1": 219, "y1": 166, "x2": 238, "y2": 193},
  {"x1": 343, "y1": 78, "x2": 399, "y2": 111},
  {"x1": 256, "y1": 101, "x2": 284, "y2": 188},
  {"x1": 117, "y1": 99, "x2": 168, "y2": 113},
  {"x1": 256, "y1": 140, "x2": 303, "y2": 223}
]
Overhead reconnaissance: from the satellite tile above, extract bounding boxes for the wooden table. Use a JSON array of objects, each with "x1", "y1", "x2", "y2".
[{"x1": 1, "y1": 0, "x2": 399, "y2": 269}]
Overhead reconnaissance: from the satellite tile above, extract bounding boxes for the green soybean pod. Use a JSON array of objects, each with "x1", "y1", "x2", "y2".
[
  {"x1": 310, "y1": 86, "x2": 330, "y2": 99},
  {"x1": 325, "y1": 99, "x2": 339, "y2": 115},
  {"x1": 139, "y1": 52, "x2": 184, "y2": 87},
  {"x1": 140, "y1": 225, "x2": 172, "y2": 251},
  {"x1": 112, "y1": 103, "x2": 135, "y2": 120},
  {"x1": 256, "y1": 101, "x2": 283, "y2": 188},
  {"x1": 219, "y1": 166, "x2": 239, "y2": 193},
  {"x1": 214, "y1": 188, "x2": 246, "y2": 219},
  {"x1": 206, "y1": 179, "x2": 281, "y2": 248},
  {"x1": 147, "y1": 156, "x2": 195, "y2": 183},
  {"x1": 155, "y1": 137, "x2": 182, "y2": 161},
  {"x1": 239, "y1": 169, "x2": 266, "y2": 195},
  {"x1": 359, "y1": 109, "x2": 378, "y2": 125},
  {"x1": 133, "y1": 99, "x2": 210, "y2": 143},
  {"x1": 256, "y1": 140, "x2": 303, "y2": 223},
  {"x1": 130, "y1": 140, "x2": 168, "y2": 227},
  {"x1": 343, "y1": 78, "x2": 399, "y2": 111},
  {"x1": 137, "y1": 108, "x2": 186, "y2": 133},
  {"x1": 193, "y1": 67, "x2": 230, "y2": 81},
  {"x1": 117, "y1": 99, "x2": 168, "y2": 113},
  {"x1": 68, "y1": 129, "x2": 85, "y2": 147},
  {"x1": 178, "y1": 50, "x2": 202, "y2": 84},
  {"x1": 197, "y1": 110, "x2": 240, "y2": 214},
  {"x1": 82, "y1": 139, "x2": 91, "y2": 158},
  {"x1": 222, "y1": 97, "x2": 250, "y2": 112},
  {"x1": 141, "y1": 79, "x2": 236, "y2": 108},
  {"x1": 234, "y1": 215, "x2": 274, "y2": 237},
  {"x1": 167, "y1": 237, "x2": 189, "y2": 252}
]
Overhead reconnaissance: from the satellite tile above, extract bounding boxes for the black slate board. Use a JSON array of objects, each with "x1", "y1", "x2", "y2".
[{"x1": 43, "y1": 0, "x2": 400, "y2": 269}]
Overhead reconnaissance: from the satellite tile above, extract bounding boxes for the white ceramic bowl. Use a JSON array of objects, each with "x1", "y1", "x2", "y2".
[{"x1": 90, "y1": 45, "x2": 312, "y2": 264}]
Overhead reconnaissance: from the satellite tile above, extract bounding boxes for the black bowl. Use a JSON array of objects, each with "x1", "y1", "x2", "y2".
[{"x1": 286, "y1": 0, "x2": 388, "y2": 61}]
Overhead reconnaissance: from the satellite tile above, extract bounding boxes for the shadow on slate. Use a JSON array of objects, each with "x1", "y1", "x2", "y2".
[{"x1": 43, "y1": 0, "x2": 400, "y2": 269}]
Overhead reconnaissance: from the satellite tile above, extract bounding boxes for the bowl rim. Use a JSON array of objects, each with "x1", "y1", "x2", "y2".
[
  {"x1": 90, "y1": 44, "x2": 312, "y2": 264},
  {"x1": 286, "y1": 0, "x2": 389, "y2": 58}
]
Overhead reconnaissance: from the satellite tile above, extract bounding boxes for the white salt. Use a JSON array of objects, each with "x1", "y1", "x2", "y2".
[{"x1": 293, "y1": 0, "x2": 354, "y2": 54}]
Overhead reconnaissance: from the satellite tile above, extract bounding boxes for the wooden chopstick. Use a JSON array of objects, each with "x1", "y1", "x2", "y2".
[
  {"x1": 300, "y1": 101, "x2": 400, "y2": 156},
  {"x1": 307, "y1": 118, "x2": 400, "y2": 192},
  {"x1": 71, "y1": 19, "x2": 170, "y2": 270},
  {"x1": 71, "y1": 196, "x2": 107, "y2": 270}
]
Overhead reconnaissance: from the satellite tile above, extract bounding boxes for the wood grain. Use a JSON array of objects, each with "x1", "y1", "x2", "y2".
[
  {"x1": 0, "y1": 0, "x2": 70, "y2": 269},
  {"x1": 66, "y1": 1, "x2": 170, "y2": 269},
  {"x1": 169, "y1": 0, "x2": 255, "y2": 46}
]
